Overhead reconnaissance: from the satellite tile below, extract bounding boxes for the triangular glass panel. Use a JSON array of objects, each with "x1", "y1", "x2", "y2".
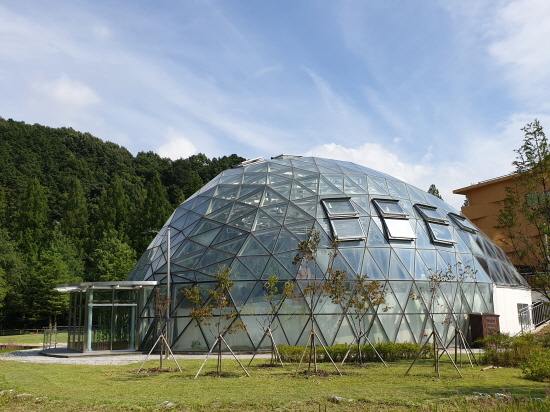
[
  {"x1": 361, "y1": 249, "x2": 386, "y2": 280},
  {"x1": 370, "y1": 248, "x2": 390, "y2": 278},
  {"x1": 191, "y1": 197, "x2": 211, "y2": 215},
  {"x1": 220, "y1": 173, "x2": 244, "y2": 184},
  {"x1": 367, "y1": 315, "x2": 389, "y2": 344},
  {"x1": 273, "y1": 228, "x2": 300, "y2": 253},
  {"x1": 347, "y1": 174, "x2": 368, "y2": 191},
  {"x1": 246, "y1": 162, "x2": 268, "y2": 173},
  {"x1": 418, "y1": 250, "x2": 437, "y2": 273},
  {"x1": 206, "y1": 198, "x2": 230, "y2": 214},
  {"x1": 343, "y1": 175, "x2": 367, "y2": 194},
  {"x1": 315, "y1": 314, "x2": 343, "y2": 346},
  {"x1": 284, "y1": 203, "x2": 313, "y2": 224},
  {"x1": 212, "y1": 226, "x2": 245, "y2": 244},
  {"x1": 267, "y1": 173, "x2": 290, "y2": 184},
  {"x1": 238, "y1": 235, "x2": 270, "y2": 256},
  {"x1": 394, "y1": 248, "x2": 415, "y2": 274},
  {"x1": 222, "y1": 167, "x2": 244, "y2": 177},
  {"x1": 366, "y1": 219, "x2": 388, "y2": 246},
  {"x1": 316, "y1": 164, "x2": 342, "y2": 174},
  {"x1": 319, "y1": 175, "x2": 343, "y2": 195},
  {"x1": 314, "y1": 157, "x2": 338, "y2": 167},
  {"x1": 170, "y1": 207, "x2": 188, "y2": 224},
  {"x1": 262, "y1": 257, "x2": 293, "y2": 280},
  {"x1": 415, "y1": 223, "x2": 435, "y2": 249},
  {"x1": 296, "y1": 175, "x2": 319, "y2": 193},
  {"x1": 261, "y1": 187, "x2": 287, "y2": 206},
  {"x1": 407, "y1": 185, "x2": 427, "y2": 203},
  {"x1": 389, "y1": 252, "x2": 413, "y2": 280},
  {"x1": 228, "y1": 203, "x2": 256, "y2": 222},
  {"x1": 240, "y1": 312, "x2": 268, "y2": 349},
  {"x1": 228, "y1": 210, "x2": 257, "y2": 231},
  {"x1": 339, "y1": 248, "x2": 364, "y2": 275},
  {"x1": 205, "y1": 203, "x2": 233, "y2": 223},
  {"x1": 387, "y1": 181, "x2": 409, "y2": 199},
  {"x1": 414, "y1": 254, "x2": 430, "y2": 281},
  {"x1": 270, "y1": 167, "x2": 294, "y2": 178},
  {"x1": 291, "y1": 159, "x2": 315, "y2": 168},
  {"x1": 367, "y1": 177, "x2": 388, "y2": 195},
  {"x1": 252, "y1": 209, "x2": 280, "y2": 231},
  {"x1": 216, "y1": 186, "x2": 240, "y2": 200},
  {"x1": 172, "y1": 249, "x2": 205, "y2": 269},
  {"x1": 350, "y1": 196, "x2": 370, "y2": 215},
  {"x1": 274, "y1": 251, "x2": 299, "y2": 276},
  {"x1": 170, "y1": 212, "x2": 189, "y2": 230},
  {"x1": 269, "y1": 180, "x2": 292, "y2": 198},
  {"x1": 190, "y1": 219, "x2": 222, "y2": 237},
  {"x1": 196, "y1": 248, "x2": 233, "y2": 269},
  {"x1": 238, "y1": 187, "x2": 264, "y2": 206},
  {"x1": 230, "y1": 281, "x2": 257, "y2": 310},
  {"x1": 292, "y1": 198, "x2": 317, "y2": 218},
  {"x1": 214, "y1": 235, "x2": 247, "y2": 254},
  {"x1": 405, "y1": 284, "x2": 427, "y2": 313},
  {"x1": 380, "y1": 314, "x2": 401, "y2": 342},
  {"x1": 390, "y1": 281, "x2": 412, "y2": 312},
  {"x1": 239, "y1": 256, "x2": 269, "y2": 278},
  {"x1": 182, "y1": 211, "x2": 202, "y2": 230},
  {"x1": 292, "y1": 168, "x2": 317, "y2": 179},
  {"x1": 290, "y1": 181, "x2": 316, "y2": 200},
  {"x1": 199, "y1": 258, "x2": 233, "y2": 276},
  {"x1": 395, "y1": 316, "x2": 415, "y2": 343},
  {"x1": 173, "y1": 240, "x2": 205, "y2": 259},
  {"x1": 253, "y1": 227, "x2": 281, "y2": 253},
  {"x1": 189, "y1": 227, "x2": 223, "y2": 246},
  {"x1": 268, "y1": 161, "x2": 289, "y2": 172},
  {"x1": 263, "y1": 202, "x2": 288, "y2": 224},
  {"x1": 334, "y1": 315, "x2": 355, "y2": 345},
  {"x1": 286, "y1": 221, "x2": 315, "y2": 241},
  {"x1": 229, "y1": 259, "x2": 257, "y2": 280},
  {"x1": 243, "y1": 172, "x2": 267, "y2": 185},
  {"x1": 237, "y1": 184, "x2": 260, "y2": 199}
]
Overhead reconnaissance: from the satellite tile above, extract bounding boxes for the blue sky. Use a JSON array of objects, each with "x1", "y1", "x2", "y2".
[{"x1": 2, "y1": 0, "x2": 550, "y2": 208}]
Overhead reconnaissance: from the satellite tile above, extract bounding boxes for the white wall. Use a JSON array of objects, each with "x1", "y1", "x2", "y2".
[{"x1": 493, "y1": 286, "x2": 532, "y2": 334}]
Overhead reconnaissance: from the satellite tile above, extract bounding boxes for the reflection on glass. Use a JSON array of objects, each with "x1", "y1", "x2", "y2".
[
  {"x1": 385, "y1": 219, "x2": 416, "y2": 240},
  {"x1": 428, "y1": 222, "x2": 455, "y2": 244},
  {"x1": 331, "y1": 219, "x2": 365, "y2": 239}
]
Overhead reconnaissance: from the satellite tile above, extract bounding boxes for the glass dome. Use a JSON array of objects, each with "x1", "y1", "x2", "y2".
[{"x1": 128, "y1": 156, "x2": 527, "y2": 352}]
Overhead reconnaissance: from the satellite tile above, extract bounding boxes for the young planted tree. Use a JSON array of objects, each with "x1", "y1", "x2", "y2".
[
  {"x1": 496, "y1": 120, "x2": 550, "y2": 299},
  {"x1": 292, "y1": 228, "x2": 342, "y2": 376},
  {"x1": 183, "y1": 265, "x2": 250, "y2": 378},
  {"x1": 405, "y1": 267, "x2": 463, "y2": 378},
  {"x1": 324, "y1": 239, "x2": 388, "y2": 365},
  {"x1": 247, "y1": 275, "x2": 295, "y2": 367},
  {"x1": 138, "y1": 287, "x2": 181, "y2": 373}
]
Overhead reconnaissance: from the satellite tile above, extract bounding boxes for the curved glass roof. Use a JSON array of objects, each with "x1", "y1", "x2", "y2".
[{"x1": 127, "y1": 156, "x2": 527, "y2": 350}]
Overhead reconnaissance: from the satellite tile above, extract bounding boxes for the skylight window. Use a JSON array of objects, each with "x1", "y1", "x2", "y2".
[
  {"x1": 321, "y1": 198, "x2": 364, "y2": 240},
  {"x1": 448, "y1": 213, "x2": 477, "y2": 234},
  {"x1": 321, "y1": 198, "x2": 359, "y2": 218},
  {"x1": 372, "y1": 199, "x2": 416, "y2": 241},
  {"x1": 414, "y1": 204, "x2": 455, "y2": 245}
]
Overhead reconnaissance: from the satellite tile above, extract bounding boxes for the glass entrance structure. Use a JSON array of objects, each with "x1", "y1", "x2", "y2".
[
  {"x1": 56, "y1": 281, "x2": 157, "y2": 352},
  {"x1": 127, "y1": 156, "x2": 530, "y2": 353}
]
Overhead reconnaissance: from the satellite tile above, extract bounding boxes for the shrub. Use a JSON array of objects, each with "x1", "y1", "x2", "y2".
[
  {"x1": 477, "y1": 333, "x2": 539, "y2": 367},
  {"x1": 278, "y1": 342, "x2": 429, "y2": 363},
  {"x1": 522, "y1": 348, "x2": 550, "y2": 382}
]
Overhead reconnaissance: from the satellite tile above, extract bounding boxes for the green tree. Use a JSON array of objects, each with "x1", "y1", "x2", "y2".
[
  {"x1": 90, "y1": 230, "x2": 136, "y2": 282},
  {"x1": 495, "y1": 120, "x2": 550, "y2": 299},
  {"x1": 428, "y1": 184, "x2": 443, "y2": 200},
  {"x1": 60, "y1": 177, "x2": 89, "y2": 253},
  {"x1": 15, "y1": 178, "x2": 51, "y2": 261},
  {"x1": 135, "y1": 173, "x2": 173, "y2": 251},
  {"x1": 94, "y1": 176, "x2": 131, "y2": 241}
]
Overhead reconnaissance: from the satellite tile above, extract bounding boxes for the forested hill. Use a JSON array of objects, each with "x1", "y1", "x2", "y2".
[{"x1": 0, "y1": 117, "x2": 244, "y2": 328}]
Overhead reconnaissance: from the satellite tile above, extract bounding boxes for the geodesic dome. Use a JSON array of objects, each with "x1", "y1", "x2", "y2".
[{"x1": 127, "y1": 156, "x2": 528, "y2": 352}]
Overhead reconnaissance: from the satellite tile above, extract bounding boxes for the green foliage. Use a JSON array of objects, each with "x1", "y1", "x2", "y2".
[
  {"x1": 278, "y1": 342, "x2": 431, "y2": 363},
  {"x1": 495, "y1": 120, "x2": 550, "y2": 298},
  {"x1": 0, "y1": 117, "x2": 244, "y2": 327},
  {"x1": 521, "y1": 347, "x2": 550, "y2": 381},
  {"x1": 478, "y1": 333, "x2": 541, "y2": 367},
  {"x1": 428, "y1": 183, "x2": 443, "y2": 200}
]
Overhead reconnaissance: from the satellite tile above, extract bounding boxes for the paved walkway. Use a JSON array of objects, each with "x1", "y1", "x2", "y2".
[{"x1": 0, "y1": 347, "x2": 270, "y2": 365}]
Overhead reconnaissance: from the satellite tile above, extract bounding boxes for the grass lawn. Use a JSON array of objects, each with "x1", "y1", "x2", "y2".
[{"x1": 0, "y1": 356, "x2": 549, "y2": 411}]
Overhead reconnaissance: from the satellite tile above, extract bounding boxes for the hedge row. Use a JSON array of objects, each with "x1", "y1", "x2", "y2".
[{"x1": 277, "y1": 342, "x2": 432, "y2": 363}]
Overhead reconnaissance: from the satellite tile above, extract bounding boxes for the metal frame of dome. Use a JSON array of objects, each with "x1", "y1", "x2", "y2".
[{"x1": 127, "y1": 157, "x2": 530, "y2": 353}]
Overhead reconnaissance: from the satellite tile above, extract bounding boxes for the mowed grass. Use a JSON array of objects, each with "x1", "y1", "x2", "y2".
[
  {"x1": 0, "y1": 332, "x2": 68, "y2": 346},
  {"x1": 1, "y1": 356, "x2": 549, "y2": 411}
]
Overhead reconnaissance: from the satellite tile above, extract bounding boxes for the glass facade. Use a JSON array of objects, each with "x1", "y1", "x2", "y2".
[{"x1": 127, "y1": 157, "x2": 529, "y2": 352}]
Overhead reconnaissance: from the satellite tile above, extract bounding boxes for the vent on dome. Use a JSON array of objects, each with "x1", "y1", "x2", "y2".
[
  {"x1": 271, "y1": 154, "x2": 303, "y2": 160},
  {"x1": 232, "y1": 157, "x2": 263, "y2": 168}
]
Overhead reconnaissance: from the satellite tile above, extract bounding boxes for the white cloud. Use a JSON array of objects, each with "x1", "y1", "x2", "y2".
[
  {"x1": 305, "y1": 142, "x2": 433, "y2": 187},
  {"x1": 488, "y1": 0, "x2": 550, "y2": 106},
  {"x1": 156, "y1": 127, "x2": 198, "y2": 160},
  {"x1": 36, "y1": 74, "x2": 100, "y2": 108}
]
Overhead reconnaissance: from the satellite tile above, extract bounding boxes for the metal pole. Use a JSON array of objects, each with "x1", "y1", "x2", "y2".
[{"x1": 165, "y1": 227, "x2": 171, "y2": 359}]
